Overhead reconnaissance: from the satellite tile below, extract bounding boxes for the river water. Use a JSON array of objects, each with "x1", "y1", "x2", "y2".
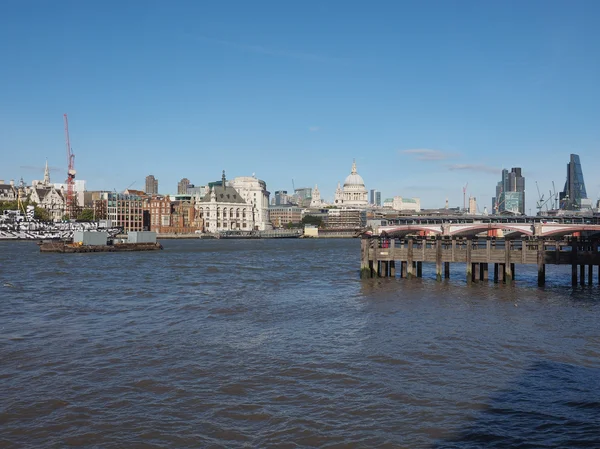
[{"x1": 1, "y1": 239, "x2": 599, "y2": 448}]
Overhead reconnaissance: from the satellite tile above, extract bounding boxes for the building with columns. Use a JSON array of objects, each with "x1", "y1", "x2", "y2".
[
  {"x1": 196, "y1": 172, "x2": 257, "y2": 233},
  {"x1": 229, "y1": 174, "x2": 272, "y2": 231},
  {"x1": 333, "y1": 160, "x2": 369, "y2": 208}
]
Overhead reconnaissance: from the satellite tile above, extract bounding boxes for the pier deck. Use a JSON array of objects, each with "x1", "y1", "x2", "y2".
[{"x1": 361, "y1": 236, "x2": 600, "y2": 286}]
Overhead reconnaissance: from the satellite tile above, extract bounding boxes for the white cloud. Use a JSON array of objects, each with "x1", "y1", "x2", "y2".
[{"x1": 308, "y1": 126, "x2": 320, "y2": 132}]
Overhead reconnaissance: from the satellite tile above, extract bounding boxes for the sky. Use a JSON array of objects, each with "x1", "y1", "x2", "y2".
[{"x1": 1, "y1": 0, "x2": 599, "y2": 213}]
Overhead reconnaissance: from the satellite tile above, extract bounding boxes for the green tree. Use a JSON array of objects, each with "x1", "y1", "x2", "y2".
[
  {"x1": 301, "y1": 215, "x2": 323, "y2": 228},
  {"x1": 77, "y1": 208, "x2": 95, "y2": 222},
  {"x1": 34, "y1": 207, "x2": 51, "y2": 221}
]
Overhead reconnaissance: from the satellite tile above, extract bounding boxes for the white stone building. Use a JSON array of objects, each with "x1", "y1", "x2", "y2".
[
  {"x1": 0, "y1": 180, "x2": 17, "y2": 202},
  {"x1": 229, "y1": 174, "x2": 272, "y2": 231},
  {"x1": 196, "y1": 172, "x2": 258, "y2": 233},
  {"x1": 334, "y1": 160, "x2": 369, "y2": 208},
  {"x1": 309, "y1": 184, "x2": 326, "y2": 208},
  {"x1": 28, "y1": 161, "x2": 66, "y2": 221},
  {"x1": 383, "y1": 196, "x2": 421, "y2": 212}
]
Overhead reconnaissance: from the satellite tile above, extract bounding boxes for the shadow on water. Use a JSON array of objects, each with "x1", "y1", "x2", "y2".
[{"x1": 433, "y1": 361, "x2": 600, "y2": 448}]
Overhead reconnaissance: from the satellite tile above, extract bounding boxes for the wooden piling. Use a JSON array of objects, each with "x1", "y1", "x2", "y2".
[
  {"x1": 537, "y1": 243, "x2": 545, "y2": 287},
  {"x1": 435, "y1": 239, "x2": 442, "y2": 282},
  {"x1": 416, "y1": 261, "x2": 422, "y2": 278},
  {"x1": 580, "y1": 264, "x2": 585, "y2": 286},
  {"x1": 572, "y1": 238, "x2": 578, "y2": 286},
  {"x1": 483, "y1": 263, "x2": 489, "y2": 281},
  {"x1": 444, "y1": 262, "x2": 450, "y2": 279},
  {"x1": 473, "y1": 263, "x2": 480, "y2": 281},
  {"x1": 466, "y1": 239, "x2": 472, "y2": 284},
  {"x1": 505, "y1": 241, "x2": 512, "y2": 284},
  {"x1": 407, "y1": 238, "x2": 414, "y2": 279},
  {"x1": 360, "y1": 239, "x2": 371, "y2": 279}
]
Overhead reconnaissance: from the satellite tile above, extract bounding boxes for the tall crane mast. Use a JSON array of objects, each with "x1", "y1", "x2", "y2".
[
  {"x1": 462, "y1": 182, "x2": 468, "y2": 212},
  {"x1": 64, "y1": 113, "x2": 76, "y2": 218}
]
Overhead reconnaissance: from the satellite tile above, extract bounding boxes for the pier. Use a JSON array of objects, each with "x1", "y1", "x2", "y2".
[{"x1": 360, "y1": 221, "x2": 600, "y2": 286}]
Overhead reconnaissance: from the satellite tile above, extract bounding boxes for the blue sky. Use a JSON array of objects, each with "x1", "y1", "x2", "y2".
[{"x1": 1, "y1": 0, "x2": 599, "y2": 213}]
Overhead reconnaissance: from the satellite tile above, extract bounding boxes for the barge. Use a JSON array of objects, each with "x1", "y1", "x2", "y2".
[
  {"x1": 39, "y1": 241, "x2": 163, "y2": 253},
  {"x1": 39, "y1": 230, "x2": 162, "y2": 253}
]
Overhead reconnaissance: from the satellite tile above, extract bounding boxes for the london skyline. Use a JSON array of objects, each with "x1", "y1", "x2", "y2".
[{"x1": 1, "y1": 1, "x2": 599, "y2": 213}]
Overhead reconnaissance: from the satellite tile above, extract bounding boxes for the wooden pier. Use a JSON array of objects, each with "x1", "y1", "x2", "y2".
[{"x1": 360, "y1": 236, "x2": 600, "y2": 286}]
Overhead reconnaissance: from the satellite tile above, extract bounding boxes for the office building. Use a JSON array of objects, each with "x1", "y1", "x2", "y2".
[
  {"x1": 375, "y1": 191, "x2": 381, "y2": 207},
  {"x1": 269, "y1": 205, "x2": 303, "y2": 228},
  {"x1": 327, "y1": 208, "x2": 367, "y2": 229},
  {"x1": 469, "y1": 196, "x2": 477, "y2": 215},
  {"x1": 177, "y1": 178, "x2": 190, "y2": 195},
  {"x1": 145, "y1": 175, "x2": 158, "y2": 195},
  {"x1": 274, "y1": 190, "x2": 291, "y2": 206},
  {"x1": 493, "y1": 167, "x2": 525, "y2": 215},
  {"x1": 100, "y1": 192, "x2": 144, "y2": 232},
  {"x1": 559, "y1": 154, "x2": 590, "y2": 210}
]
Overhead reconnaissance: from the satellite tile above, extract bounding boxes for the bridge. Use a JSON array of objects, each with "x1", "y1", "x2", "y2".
[{"x1": 368, "y1": 222, "x2": 600, "y2": 239}]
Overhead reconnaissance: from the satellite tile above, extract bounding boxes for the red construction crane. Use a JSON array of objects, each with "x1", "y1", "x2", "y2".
[{"x1": 64, "y1": 113, "x2": 76, "y2": 218}]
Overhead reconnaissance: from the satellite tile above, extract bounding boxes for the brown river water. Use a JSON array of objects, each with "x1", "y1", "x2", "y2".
[{"x1": 1, "y1": 239, "x2": 599, "y2": 448}]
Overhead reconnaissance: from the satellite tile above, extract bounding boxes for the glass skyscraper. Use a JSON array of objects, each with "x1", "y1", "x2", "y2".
[
  {"x1": 559, "y1": 154, "x2": 589, "y2": 210},
  {"x1": 492, "y1": 167, "x2": 525, "y2": 215}
]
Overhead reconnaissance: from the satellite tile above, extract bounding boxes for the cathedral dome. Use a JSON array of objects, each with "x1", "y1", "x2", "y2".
[
  {"x1": 339, "y1": 160, "x2": 369, "y2": 208},
  {"x1": 344, "y1": 172, "x2": 365, "y2": 188},
  {"x1": 343, "y1": 160, "x2": 365, "y2": 188}
]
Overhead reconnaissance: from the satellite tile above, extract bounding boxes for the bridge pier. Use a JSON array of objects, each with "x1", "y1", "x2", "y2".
[
  {"x1": 444, "y1": 262, "x2": 450, "y2": 279},
  {"x1": 416, "y1": 261, "x2": 422, "y2": 278},
  {"x1": 580, "y1": 264, "x2": 585, "y2": 286},
  {"x1": 588, "y1": 264, "x2": 592, "y2": 286},
  {"x1": 390, "y1": 260, "x2": 396, "y2": 278}
]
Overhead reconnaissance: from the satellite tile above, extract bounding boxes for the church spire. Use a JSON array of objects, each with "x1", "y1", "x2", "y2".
[
  {"x1": 351, "y1": 159, "x2": 357, "y2": 175},
  {"x1": 43, "y1": 159, "x2": 51, "y2": 186}
]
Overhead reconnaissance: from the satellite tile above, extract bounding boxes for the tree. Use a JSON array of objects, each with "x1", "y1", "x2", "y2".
[
  {"x1": 77, "y1": 208, "x2": 95, "y2": 222},
  {"x1": 301, "y1": 215, "x2": 323, "y2": 228},
  {"x1": 34, "y1": 207, "x2": 51, "y2": 221}
]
